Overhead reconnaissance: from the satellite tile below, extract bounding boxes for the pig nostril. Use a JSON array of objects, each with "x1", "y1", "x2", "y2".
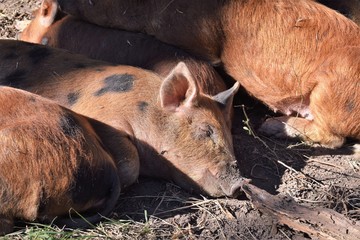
[
  {"x1": 228, "y1": 178, "x2": 246, "y2": 198},
  {"x1": 229, "y1": 187, "x2": 240, "y2": 198}
]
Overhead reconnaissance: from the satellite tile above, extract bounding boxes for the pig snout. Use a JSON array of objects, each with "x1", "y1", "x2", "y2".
[
  {"x1": 199, "y1": 160, "x2": 244, "y2": 198},
  {"x1": 218, "y1": 161, "x2": 244, "y2": 198}
]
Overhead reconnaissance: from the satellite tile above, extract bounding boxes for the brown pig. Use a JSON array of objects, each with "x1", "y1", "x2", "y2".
[
  {"x1": 57, "y1": 0, "x2": 360, "y2": 148},
  {"x1": 0, "y1": 39, "x2": 242, "y2": 199},
  {"x1": 0, "y1": 86, "x2": 121, "y2": 235},
  {"x1": 19, "y1": 0, "x2": 227, "y2": 97}
]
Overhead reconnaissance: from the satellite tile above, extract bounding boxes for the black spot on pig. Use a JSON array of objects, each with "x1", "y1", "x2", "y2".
[
  {"x1": 59, "y1": 113, "x2": 81, "y2": 138},
  {"x1": 138, "y1": 101, "x2": 149, "y2": 112},
  {"x1": 67, "y1": 92, "x2": 80, "y2": 106},
  {"x1": 94, "y1": 74, "x2": 134, "y2": 96}
]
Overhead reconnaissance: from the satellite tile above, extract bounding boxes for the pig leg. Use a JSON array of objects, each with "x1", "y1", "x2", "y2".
[
  {"x1": 0, "y1": 215, "x2": 14, "y2": 236},
  {"x1": 259, "y1": 116, "x2": 345, "y2": 148},
  {"x1": 111, "y1": 136, "x2": 140, "y2": 189},
  {"x1": 88, "y1": 120, "x2": 140, "y2": 189}
]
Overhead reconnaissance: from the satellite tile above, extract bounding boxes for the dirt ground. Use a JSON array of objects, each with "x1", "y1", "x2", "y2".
[{"x1": 1, "y1": 0, "x2": 359, "y2": 239}]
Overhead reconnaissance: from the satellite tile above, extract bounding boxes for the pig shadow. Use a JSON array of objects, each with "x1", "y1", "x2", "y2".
[{"x1": 230, "y1": 82, "x2": 357, "y2": 195}]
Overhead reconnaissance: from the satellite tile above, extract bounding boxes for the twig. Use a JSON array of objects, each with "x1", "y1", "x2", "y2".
[
  {"x1": 307, "y1": 158, "x2": 345, "y2": 170},
  {"x1": 279, "y1": 228, "x2": 292, "y2": 240},
  {"x1": 245, "y1": 226, "x2": 258, "y2": 240},
  {"x1": 152, "y1": 190, "x2": 167, "y2": 216}
]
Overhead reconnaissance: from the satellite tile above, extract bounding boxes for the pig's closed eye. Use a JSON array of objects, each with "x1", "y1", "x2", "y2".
[
  {"x1": 195, "y1": 124, "x2": 217, "y2": 142},
  {"x1": 204, "y1": 125, "x2": 214, "y2": 138}
]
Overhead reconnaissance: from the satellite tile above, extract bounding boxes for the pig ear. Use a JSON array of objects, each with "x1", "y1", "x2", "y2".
[
  {"x1": 160, "y1": 62, "x2": 199, "y2": 111},
  {"x1": 213, "y1": 82, "x2": 240, "y2": 126},
  {"x1": 39, "y1": 0, "x2": 58, "y2": 27}
]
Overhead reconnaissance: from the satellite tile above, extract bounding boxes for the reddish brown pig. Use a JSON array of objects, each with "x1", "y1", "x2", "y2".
[
  {"x1": 0, "y1": 39, "x2": 242, "y2": 199},
  {"x1": 0, "y1": 86, "x2": 121, "y2": 235},
  {"x1": 19, "y1": 0, "x2": 227, "y2": 98},
  {"x1": 57, "y1": 0, "x2": 360, "y2": 148}
]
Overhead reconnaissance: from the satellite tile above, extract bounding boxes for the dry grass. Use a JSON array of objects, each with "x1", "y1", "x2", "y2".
[{"x1": 3, "y1": 197, "x2": 245, "y2": 239}]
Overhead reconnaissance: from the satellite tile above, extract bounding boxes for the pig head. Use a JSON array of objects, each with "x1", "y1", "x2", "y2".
[{"x1": 134, "y1": 62, "x2": 243, "y2": 197}]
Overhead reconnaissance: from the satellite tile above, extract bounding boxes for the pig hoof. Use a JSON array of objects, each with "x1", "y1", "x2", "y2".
[
  {"x1": 258, "y1": 118, "x2": 290, "y2": 138},
  {"x1": 351, "y1": 144, "x2": 360, "y2": 160}
]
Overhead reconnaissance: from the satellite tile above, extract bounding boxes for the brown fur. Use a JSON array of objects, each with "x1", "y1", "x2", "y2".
[
  {"x1": 0, "y1": 39, "x2": 242, "y2": 199},
  {"x1": 0, "y1": 86, "x2": 121, "y2": 235},
  {"x1": 58, "y1": 0, "x2": 360, "y2": 148}
]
